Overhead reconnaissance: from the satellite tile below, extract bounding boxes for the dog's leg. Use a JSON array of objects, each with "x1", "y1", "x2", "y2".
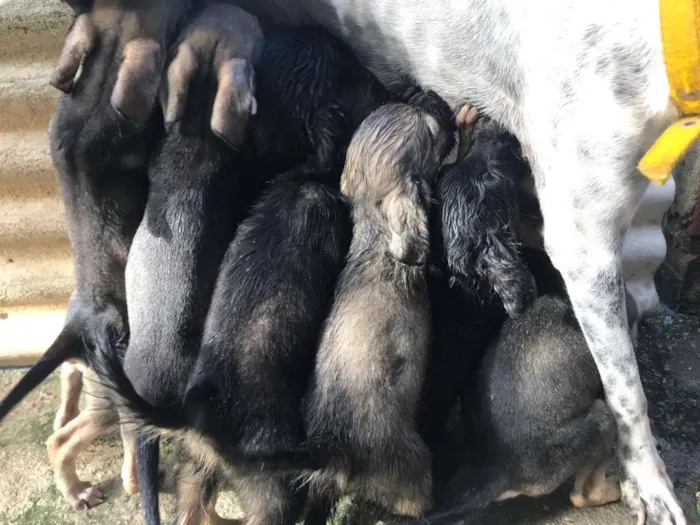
[
  {"x1": 232, "y1": 473, "x2": 301, "y2": 525},
  {"x1": 567, "y1": 400, "x2": 621, "y2": 508},
  {"x1": 53, "y1": 362, "x2": 83, "y2": 431},
  {"x1": 571, "y1": 460, "x2": 621, "y2": 508},
  {"x1": 175, "y1": 460, "x2": 239, "y2": 525},
  {"x1": 119, "y1": 423, "x2": 139, "y2": 495},
  {"x1": 46, "y1": 408, "x2": 114, "y2": 509},
  {"x1": 532, "y1": 99, "x2": 685, "y2": 523}
]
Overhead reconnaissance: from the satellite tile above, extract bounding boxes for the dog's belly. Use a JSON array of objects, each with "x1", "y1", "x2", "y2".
[{"x1": 233, "y1": 0, "x2": 523, "y2": 125}]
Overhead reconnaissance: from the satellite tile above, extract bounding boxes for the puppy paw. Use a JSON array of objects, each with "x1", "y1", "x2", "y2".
[
  {"x1": 570, "y1": 475, "x2": 621, "y2": 508},
  {"x1": 455, "y1": 104, "x2": 479, "y2": 159},
  {"x1": 66, "y1": 482, "x2": 105, "y2": 510},
  {"x1": 456, "y1": 104, "x2": 478, "y2": 127}
]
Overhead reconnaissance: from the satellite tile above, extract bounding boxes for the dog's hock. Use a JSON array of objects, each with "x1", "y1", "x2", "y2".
[
  {"x1": 211, "y1": 58, "x2": 257, "y2": 149},
  {"x1": 111, "y1": 38, "x2": 163, "y2": 123},
  {"x1": 50, "y1": 14, "x2": 96, "y2": 93}
]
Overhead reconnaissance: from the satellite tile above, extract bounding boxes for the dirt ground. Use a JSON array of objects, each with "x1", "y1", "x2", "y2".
[{"x1": 0, "y1": 305, "x2": 698, "y2": 525}]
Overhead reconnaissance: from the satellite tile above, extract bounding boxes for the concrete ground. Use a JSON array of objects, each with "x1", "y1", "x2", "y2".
[{"x1": 0, "y1": 305, "x2": 697, "y2": 525}]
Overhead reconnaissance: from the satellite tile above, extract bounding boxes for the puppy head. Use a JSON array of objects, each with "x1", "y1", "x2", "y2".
[
  {"x1": 342, "y1": 103, "x2": 453, "y2": 265},
  {"x1": 161, "y1": 4, "x2": 262, "y2": 149},
  {"x1": 50, "y1": 3, "x2": 166, "y2": 123}
]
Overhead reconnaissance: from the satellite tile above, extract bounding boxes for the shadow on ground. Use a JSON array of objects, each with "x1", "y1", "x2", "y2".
[{"x1": 0, "y1": 305, "x2": 697, "y2": 524}]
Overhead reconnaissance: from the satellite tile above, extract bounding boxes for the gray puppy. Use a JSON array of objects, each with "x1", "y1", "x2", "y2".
[
  {"x1": 304, "y1": 91, "x2": 456, "y2": 518},
  {"x1": 118, "y1": 5, "x2": 262, "y2": 524}
]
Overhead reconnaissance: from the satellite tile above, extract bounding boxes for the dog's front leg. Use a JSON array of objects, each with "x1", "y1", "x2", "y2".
[{"x1": 532, "y1": 119, "x2": 685, "y2": 524}]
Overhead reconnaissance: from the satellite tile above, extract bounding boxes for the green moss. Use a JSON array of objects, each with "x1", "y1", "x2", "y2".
[
  {"x1": 160, "y1": 436, "x2": 177, "y2": 462},
  {"x1": 330, "y1": 497, "x2": 379, "y2": 525},
  {"x1": 0, "y1": 489, "x2": 72, "y2": 525},
  {"x1": 0, "y1": 409, "x2": 53, "y2": 447}
]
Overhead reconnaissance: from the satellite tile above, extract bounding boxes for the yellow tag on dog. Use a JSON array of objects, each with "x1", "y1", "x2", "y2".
[
  {"x1": 638, "y1": 118, "x2": 700, "y2": 185},
  {"x1": 637, "y1": 0, "x2": 700, "y2": 185}
]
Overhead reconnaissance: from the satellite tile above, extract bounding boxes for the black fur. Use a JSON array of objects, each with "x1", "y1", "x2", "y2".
[
  {"x1": 245, "y1": 26, "x2": 390, "y2": 179},
  {"x1": 439, "y1": 117, "x2": 536, "y2": 318}
]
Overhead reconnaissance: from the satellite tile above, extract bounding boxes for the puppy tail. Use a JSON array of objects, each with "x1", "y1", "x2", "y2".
[
  {"x1": 0, "y1": 324, "x2": 82, "y2": 423},
  {"x1": 136, "y1": 433, "x2": 162, "y2": 525},
  {"x1": 82, "y1": 334, "x2": 186, "y2": 432},
  {"x1": 396, "y1": 466, "x2": 508, "y2": 525}
]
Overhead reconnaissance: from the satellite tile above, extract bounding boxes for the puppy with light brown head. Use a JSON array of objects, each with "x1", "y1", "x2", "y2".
[{"x1": 303, "y1": 90, "x2": 456, "y2": 520}]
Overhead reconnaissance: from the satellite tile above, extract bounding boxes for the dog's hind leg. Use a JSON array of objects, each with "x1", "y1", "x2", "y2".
[
  {"x1": 528, "y1": 76, "x2": 685, "y2": 522},
  {"x1": 46, "y1": 407, "x2": 115, "y2": 509},
  {"x1": 514, "y1": 399, "x2": 618, "y2": 504},
  {"x1": 231, "y1": 472, "x2": 302, "y2": 525},
  {"x1": 571, "y1": 460, "x2": 621, "y2": 509},
  {"x1": 53, "y1": 362, "x2": 84, "y2": 431},
  {"x1": 119, "y1": 423, "x2": 139, "y2": 495}
]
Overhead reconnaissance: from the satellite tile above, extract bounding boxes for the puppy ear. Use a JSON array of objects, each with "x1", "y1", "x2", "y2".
[
  {"x1": 162, "y1": 42, "x2": 198, "y2": 129},
  {"x1": 211, "y1": 58, "x2": 256, "y2": 149},
  {"x1": 111, "y1": 38, "x2": 163, "y2": 123},
  {"x1": 382, "y1": 184, "x2": 430, "y2": 266},
  {"x1": 50, "y1": 14, "x2": 95, "y2": 93}
]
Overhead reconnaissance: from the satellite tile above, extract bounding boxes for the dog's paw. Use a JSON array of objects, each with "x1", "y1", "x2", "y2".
[
  {"x1": 66, "y1": 482, "x2": 105, "y2": 510},
  {"x1": 621, "y1": 459, "x2": 685, "y2": 525},
  {"x1": 570, "y1": 475, "x2": 621, "y2": 508}
]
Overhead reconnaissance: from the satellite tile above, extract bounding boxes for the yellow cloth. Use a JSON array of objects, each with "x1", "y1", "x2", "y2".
[{"x1": 637, "y1": 0, "x2": 700, "y2": 185}]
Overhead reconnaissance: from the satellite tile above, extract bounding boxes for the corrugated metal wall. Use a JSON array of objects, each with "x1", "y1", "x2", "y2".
[
  {"x1": 0, "y1": 0, "x2": 680, "y2": 365},
  {"x1": 0, "y1": 1, "x2": 72, "y2": 365}
]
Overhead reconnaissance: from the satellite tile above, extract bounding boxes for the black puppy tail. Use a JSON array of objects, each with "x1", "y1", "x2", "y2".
[
  {"x1": 82, "y1": 336, "x2": 186, "y2": 432},
  {"x1": 0, "y1": 324, "x2": 81, "y2": 422},
  {"x1": 136, "y1": 433, "x2": 161, "y2": 525},
  {"x1": 396, "y1": 466, "x2": 508, "y2": 525}
]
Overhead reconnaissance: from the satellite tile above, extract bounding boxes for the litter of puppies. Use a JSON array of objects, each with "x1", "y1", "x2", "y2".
[{"x1": 0, "y1": 1, "x2": 679, "y2": 525}]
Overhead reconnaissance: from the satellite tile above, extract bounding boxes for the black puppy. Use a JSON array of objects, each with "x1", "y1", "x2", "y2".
[
  {"x1": 179, "y1": 167, "x2": 352, "y2": 524},
  {"x1": 0, "y1": 4, "x2": 167, "y2": 509},
  {"x1": 439, "y1": 116, "x2": 536, "y2": 318},
  {"x1": 401, "y1": 247, "x2": 627, "y2": 525},
  {"x1": 114, "y1": 5, "x2": 261, "y2": 524}
]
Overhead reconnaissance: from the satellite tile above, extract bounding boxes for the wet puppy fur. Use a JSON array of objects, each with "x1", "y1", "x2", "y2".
[
  {"x1": 302, "y1": 91, "x2": 457, "y2": 520},
  {"x1": 0, "y1": 0, "x2": 176, "y2": 510},
  {"x1": 87, "y1": 25, "x2": 392, "y2": 525},
  {"x1": 400, "y1": 247, "x2": 632, "y2": 525},
  {"x1": 439, "y1": 116, "x2": 536, "y2": 318}
]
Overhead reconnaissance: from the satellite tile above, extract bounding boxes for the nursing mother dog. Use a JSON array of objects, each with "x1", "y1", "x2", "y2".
[{"x1": 100, "y1": 0, "x2": 686, "y2": 523}]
